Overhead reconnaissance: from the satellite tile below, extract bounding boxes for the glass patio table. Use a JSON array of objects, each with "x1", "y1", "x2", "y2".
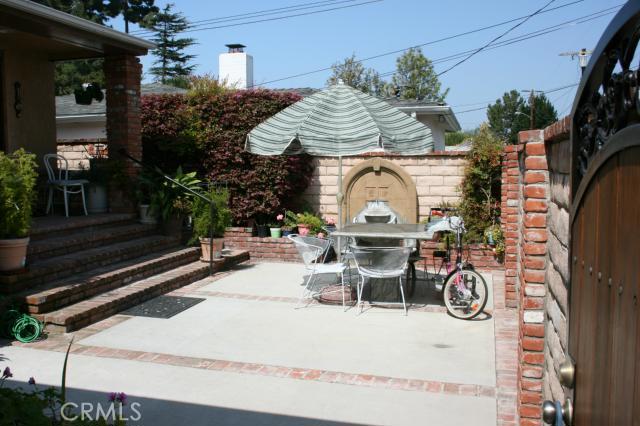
[{"x1": 332, "y1": 223, "x2": 439, "y2": 297}]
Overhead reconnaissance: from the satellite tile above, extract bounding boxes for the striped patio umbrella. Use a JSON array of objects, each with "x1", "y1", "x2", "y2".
[{"x1": 245, "y1": 82, "x2": 434, "y2": 225}]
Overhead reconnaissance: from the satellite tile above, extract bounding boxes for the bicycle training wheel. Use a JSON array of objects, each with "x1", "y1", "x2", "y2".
[{"x1": 442, "y1": 269, "x2": 488, "y2": 319}]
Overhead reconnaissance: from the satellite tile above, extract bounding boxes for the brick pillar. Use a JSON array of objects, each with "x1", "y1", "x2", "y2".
[
  {"x1": 501, "y1": 144, "x2": 522, "y2": 308},
  {"x1": 517, "y1": 130, "x2": 548, "y2": 425},
  {"x1": 104, "y1": 55, "x2": 142, "y2": 212}
]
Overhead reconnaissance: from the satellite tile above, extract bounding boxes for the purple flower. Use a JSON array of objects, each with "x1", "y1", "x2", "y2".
[
  {"x1": 28, "y1": 377, "x2": 36, "y2": 385},
  {"x1": 2, "y1": 367, "x2": 12, "y2": 379},
  {"x1": 108, "y1": 392, "x2": 117, "y2": 402},
  {"x1": 117, "y1": 392, "x2": 127, "y2": 405}
]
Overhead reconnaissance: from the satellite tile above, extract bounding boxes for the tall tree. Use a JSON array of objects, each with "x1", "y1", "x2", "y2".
[
  {"x1": 32, "y1": 0, "x2": 157, "y2": 27},
  {"x1": 487, "y1": 90, "x2": 558, "y2": 144},
  {"x1": 33, "y1": 0, "x2": 158, "y2": 95},
  {"x1": 391, "y1": 47, "x2": 449, "y2": 102},
  {"x1": 149, "y1": 4, "x2": 197, "y2": 84},
  {"x1": 327, "y1": 54, "x2": 385, "y2": 95}
]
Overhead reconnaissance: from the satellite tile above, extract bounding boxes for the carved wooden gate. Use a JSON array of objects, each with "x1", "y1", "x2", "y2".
[{"x1": 544, "y1": 3, "x2": 640, "y2": 425}]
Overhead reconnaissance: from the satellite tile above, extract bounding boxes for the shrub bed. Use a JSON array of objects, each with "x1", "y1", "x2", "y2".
[{"x1": 141, "y1": 89, "x2": 314, "y2": 225}]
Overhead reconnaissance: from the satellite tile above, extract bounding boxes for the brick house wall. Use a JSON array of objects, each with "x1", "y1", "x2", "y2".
[
  {"x1": 301, "y1": 151, "x2": 467, "y2": 222},
  {"x1": 57, "y1": 139, "x2": 108, "y2": 170},
  {"x1": 501, "y1": 118, "x2": 572, "y2": 424}
]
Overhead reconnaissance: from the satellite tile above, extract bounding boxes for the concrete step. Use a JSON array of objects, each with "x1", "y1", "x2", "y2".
[
  {"x1": 28, "y1": 223, "x2": 158, "y2": 262},
  {"x1": 22, "y1": 247, "x2": 201, "y2": 314},
  {"x1": 30, "y1": 213, "x2": 138, "y2": 241},
  {"x1": 40, "y1": 250, "x2": 250, "y2": 332},
  {"x1": 0, "y1": 235, "x2": 180, "y2": 294}
]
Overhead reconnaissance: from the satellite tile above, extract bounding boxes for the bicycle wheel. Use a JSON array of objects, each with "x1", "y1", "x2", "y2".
[{"x1": 442, "y1": 269, "x2": 488, "y2": 319}]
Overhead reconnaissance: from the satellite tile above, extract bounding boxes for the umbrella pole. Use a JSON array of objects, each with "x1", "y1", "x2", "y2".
[{"x1": 336, "y1": 156, "x2": 344, "y2": 262}]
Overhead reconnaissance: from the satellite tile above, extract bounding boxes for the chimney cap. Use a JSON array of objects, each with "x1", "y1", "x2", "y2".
[{"x1": 225, "y1": 43, "x2": 246, "y2": 53}]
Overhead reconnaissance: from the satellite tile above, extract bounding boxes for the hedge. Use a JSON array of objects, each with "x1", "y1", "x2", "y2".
[{"x1": 141, "y1": 89, "x2": 314, "y2": 225}]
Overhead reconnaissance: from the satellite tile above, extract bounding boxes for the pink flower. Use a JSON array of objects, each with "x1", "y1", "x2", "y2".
[{"x1": 276, "y1": 214, "x2": 284, "y2": 221}]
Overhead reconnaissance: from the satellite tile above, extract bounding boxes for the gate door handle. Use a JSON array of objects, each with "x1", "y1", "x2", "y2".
[{"x1": 542, "y1": 399, "x2": 573, "y2": 426}]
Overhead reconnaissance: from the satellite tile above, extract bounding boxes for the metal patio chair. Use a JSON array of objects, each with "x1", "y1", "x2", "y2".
[
  {"x1": 351, "y1": 246, "x2": 413, "y2": 315},
  {"x1": 287, "y1": 234, "x2": 348, "y2": 310},
  {"x1": 43, "y1": 154, "x2": 89, "y2": 217}
]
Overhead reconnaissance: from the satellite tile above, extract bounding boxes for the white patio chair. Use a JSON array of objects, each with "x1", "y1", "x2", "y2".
[
  {"x1": 287, "y1": 234, "x2": 348, "y2": 310},
  {"x1": 351, "y1": 246, "x2": 413, "y2": 315},
  {"x1": 44, "y1": 154, "x2": 89, "y2": 217}
]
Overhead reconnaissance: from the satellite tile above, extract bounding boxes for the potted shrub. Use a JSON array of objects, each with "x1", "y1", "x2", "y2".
[
  {"x1": 282, "y1": 211, "x2": 298, "y2": 236},
  {"x1": 270, "y1": 214, "x2": 284, "y2": 238},
  {"x1": 0, "y1": 149, "x2": 38, "y2": 272},
  {"x1": 190, "y1": 188, "x2": 232, "y2": 261},
  {"x1": 84, "y1": 153, "x2": 110, "y2": 214},
  {"x1": 149, "y1": 167, "x2": 201, "y2": 236},
  {"x1": 136, "y1": 169, "x2": 163, "y2": 225},
  {"x1": 296, "y1": 212, "x2": 324, "y2": 236}
]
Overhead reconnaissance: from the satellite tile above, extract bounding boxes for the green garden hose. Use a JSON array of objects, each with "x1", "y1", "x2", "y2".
[{"x1": 1, "y1": 309, "x2": 43, "y2": 343}]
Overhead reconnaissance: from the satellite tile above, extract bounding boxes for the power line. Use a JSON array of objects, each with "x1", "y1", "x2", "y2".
[
  {"x1": 377, "y1": 7, "x2": 618, "y2": 78},
  {"x1": 137, "y1": 0, "x2": 383, "y2": 37},
  {"x1": 437, "y1": 0, "x2": 557, "y2": 77},
  {"x1": 130, "y1": 0, "x2": 358, "y2": 36},
  {"x1": 252, "y1": 0, "x2": 600, "y2": 87},
  {"x1": 454, "y1": 82, "x2": 579, "y2": 115}
]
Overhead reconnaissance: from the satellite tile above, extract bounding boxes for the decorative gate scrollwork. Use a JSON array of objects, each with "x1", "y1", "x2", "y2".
[{"x1": 572, "y1": 2, "x2": 640, "y2": 194}]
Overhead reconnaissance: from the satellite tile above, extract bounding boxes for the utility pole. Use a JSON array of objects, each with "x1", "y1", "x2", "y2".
[
  {"x1": 123, "y1": 0, "x2": 129, "y2": 33},
  {"x1": 559, "y1": 48, "x2": 593, "y2": 74},
  {"x1": 529, "y1": 89, "x2": 535, "y2": 130}
]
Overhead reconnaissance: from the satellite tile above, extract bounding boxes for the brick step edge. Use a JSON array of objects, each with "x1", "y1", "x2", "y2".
[
  {"x1": 30, "y1": 214, "x2": 137, "y2": 241},
  {"x1": 24, "y1": 248, "x2": 201, "y2": 314},
  {"x1": 28, "y1": 223, "x2": 158, "y2": 262},
  {"x1": 42, "y1": 250, "x2": 250, "y2": 333},
  {"x1": 0, "y1": 236, "x2": 180, "y2": 293}
]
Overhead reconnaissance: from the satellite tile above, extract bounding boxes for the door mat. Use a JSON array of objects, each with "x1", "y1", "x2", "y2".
[{"x1": 121, "y1": 296, "x2": 205, "y2": 319}]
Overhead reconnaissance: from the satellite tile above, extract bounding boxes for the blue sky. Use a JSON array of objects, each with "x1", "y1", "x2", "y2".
[{"x1": 111, "y1": 0, "x2": 623, "y2": 130}]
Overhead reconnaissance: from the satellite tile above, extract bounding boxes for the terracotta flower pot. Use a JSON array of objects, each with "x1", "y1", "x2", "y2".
[
  {"x1": 200, "y1": 237, "x2": 225, "y2": 261},
  {"x1": 0, "y1": 237, "x2": 29, "y2": 272},
  {"x1": 297, "y1": 224, "x2": 310, "y2": 236}
]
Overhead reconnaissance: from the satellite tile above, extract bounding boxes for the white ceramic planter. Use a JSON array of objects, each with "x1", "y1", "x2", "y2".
[
  {"x1": 0, "y1": 237, "x2": 29, "y2": 272},
  {"x1": 87, "y1": 184, "x2": 108, "y2": 214},
  {"x1": 138, "y1": 204, "x2": 158, "y2": 225}
]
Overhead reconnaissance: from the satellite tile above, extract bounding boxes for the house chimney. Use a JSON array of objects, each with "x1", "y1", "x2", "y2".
[{"x1": 219, "y1": 44, "x2": 253, "y2": 89}]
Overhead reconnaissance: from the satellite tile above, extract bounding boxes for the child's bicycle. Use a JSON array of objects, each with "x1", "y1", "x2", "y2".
[{"x1": 433, "y1": 213, "x2": 489, "y2": 320}]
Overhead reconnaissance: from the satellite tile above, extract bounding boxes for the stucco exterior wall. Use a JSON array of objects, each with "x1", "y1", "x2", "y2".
[
  {"x1": 416, "y1": 115, "x2": 446, "y2": 151},
  {"x1": 301, "y1": 152, "x2": 467, "y2": 223},
  {"x1": 57, "y1": 120, "x2": 106, "y2": 142},
  {"x1": 1, "y1": 50, "x2": 56, "y2": 164}
]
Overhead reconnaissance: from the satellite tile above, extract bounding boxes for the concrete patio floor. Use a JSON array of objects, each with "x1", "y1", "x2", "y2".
[{"x1": 1, "y1": 262, "x2": 518, "y2": 426}]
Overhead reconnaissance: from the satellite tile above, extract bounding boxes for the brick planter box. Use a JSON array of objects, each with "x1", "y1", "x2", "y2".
[
  {"x1": 224, "y1": 227, "x2": 503, "y2": 270},
  {"x1": 224, "y1": 228, "x2": 301, "y2": 262}
]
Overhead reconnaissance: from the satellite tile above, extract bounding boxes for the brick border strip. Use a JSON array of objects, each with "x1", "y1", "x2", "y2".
[
  {"x1": 16, "y1": 339, "x2": 495, "y2": 398},
  {"x1": 492, "y1": 271, "x2": 519, "y2": 426}
]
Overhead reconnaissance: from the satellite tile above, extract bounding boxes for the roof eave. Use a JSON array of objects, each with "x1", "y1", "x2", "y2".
[
  {"x1": 0, "y1": 0, "x2": 155, "y2": 55},
  {"x1": 396, "y1": 105, "x2": 462, "y2": 132}
]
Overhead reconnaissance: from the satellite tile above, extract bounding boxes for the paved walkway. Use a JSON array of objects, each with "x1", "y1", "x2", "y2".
[{"x1": 1, "y1": 262, "x2": 518, "y2": 426}]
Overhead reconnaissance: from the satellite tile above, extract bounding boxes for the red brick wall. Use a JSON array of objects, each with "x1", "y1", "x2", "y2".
[
  {"x1": 224, "y1": 228, "x2": 301, "y2": 262},
  {"x1": 224, "y1": 228, "x2": 503, "y2": 270},
  {"x1": 103, "y1": 55, "x2": 143, "y2": 213},
  {"x1": 502, "y1": 128, "x2": 558, "y2": 425}
]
